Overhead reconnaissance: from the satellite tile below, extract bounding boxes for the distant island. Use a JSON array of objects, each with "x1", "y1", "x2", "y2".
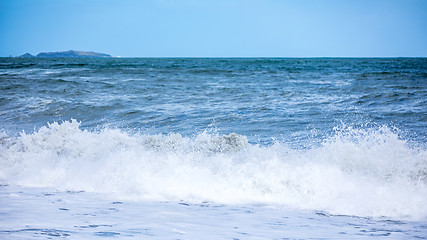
[{"x1": 18, "y1": 50, "x2": 112, "y2": 58}]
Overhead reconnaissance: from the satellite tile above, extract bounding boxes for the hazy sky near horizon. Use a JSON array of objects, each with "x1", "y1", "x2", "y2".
[{"x1": 1, "y1": 0, "x2": 426, "y2": 57}]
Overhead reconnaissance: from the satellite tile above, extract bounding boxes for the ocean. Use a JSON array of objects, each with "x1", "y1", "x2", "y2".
[{"x1": 0, "y1": 57, "x2": 426, "y2": 239}]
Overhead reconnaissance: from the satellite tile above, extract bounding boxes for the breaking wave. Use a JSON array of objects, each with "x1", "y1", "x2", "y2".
[{"x1": 1, "y1": 120, "x2": 426, "y2": 219}]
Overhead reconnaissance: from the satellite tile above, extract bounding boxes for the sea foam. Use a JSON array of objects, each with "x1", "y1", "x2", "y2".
[{"x1": 1, "y1": 120, "x2": 426, "y2": 219}]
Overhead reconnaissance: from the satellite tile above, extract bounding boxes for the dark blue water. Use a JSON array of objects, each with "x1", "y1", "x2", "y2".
[{"x1": 1, "y1": 58, "x2": 426, "y2": 146}]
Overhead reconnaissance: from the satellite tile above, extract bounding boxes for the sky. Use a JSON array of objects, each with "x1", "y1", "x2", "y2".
[{"x1": 0, "y1": 0, "x2": 426, "y2": 57}]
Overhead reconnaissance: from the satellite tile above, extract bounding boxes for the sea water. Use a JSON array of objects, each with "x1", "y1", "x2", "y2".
[{"x1": 0, "y1": 58, "x2": 426, "y2": 239}]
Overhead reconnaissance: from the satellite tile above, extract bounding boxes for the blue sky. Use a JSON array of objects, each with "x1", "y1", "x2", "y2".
[{"x1": 1, "y1": 0, "x2": 426, "y2": 57}]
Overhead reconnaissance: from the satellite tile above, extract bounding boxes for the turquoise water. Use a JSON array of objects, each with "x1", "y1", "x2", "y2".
[{"x1": 0, "y1": 58, "x2": 426, "y2": 239}]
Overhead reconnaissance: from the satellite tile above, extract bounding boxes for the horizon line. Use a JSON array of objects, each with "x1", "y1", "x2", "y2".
[{"x1": 3, "y1": 55, "x2": 427, "y2": 59}]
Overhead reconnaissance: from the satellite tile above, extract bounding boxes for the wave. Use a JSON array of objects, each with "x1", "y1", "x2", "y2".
[{"x1": 1, "y1": 120, "x2": 426, "y2": 219}]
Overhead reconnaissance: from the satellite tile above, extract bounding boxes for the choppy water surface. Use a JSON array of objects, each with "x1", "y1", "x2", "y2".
[
  {"x1": 1, "y1": 58, "x2": 426, "y2": 143},
  {"x1": 0, "y1": 58, "x2": 426, "y2": 239}
]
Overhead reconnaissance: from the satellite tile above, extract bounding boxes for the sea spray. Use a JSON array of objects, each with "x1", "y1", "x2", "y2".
[{"x1": 0, "y1": 120, "x2": 426, "y2": 219}]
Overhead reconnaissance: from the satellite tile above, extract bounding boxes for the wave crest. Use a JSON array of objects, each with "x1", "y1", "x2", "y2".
[{"x1": 1, "y1": 120, "x2": 426, "y2": 219}]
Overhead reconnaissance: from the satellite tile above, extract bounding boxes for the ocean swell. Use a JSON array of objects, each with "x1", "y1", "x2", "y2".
[{"x1": 1, "y1": 120, "x2": 426, "y2": 219}]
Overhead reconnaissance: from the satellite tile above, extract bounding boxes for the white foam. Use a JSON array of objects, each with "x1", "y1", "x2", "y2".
[{"x1": 1, "y1": 120, "x2": 426, "y2": 219}]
